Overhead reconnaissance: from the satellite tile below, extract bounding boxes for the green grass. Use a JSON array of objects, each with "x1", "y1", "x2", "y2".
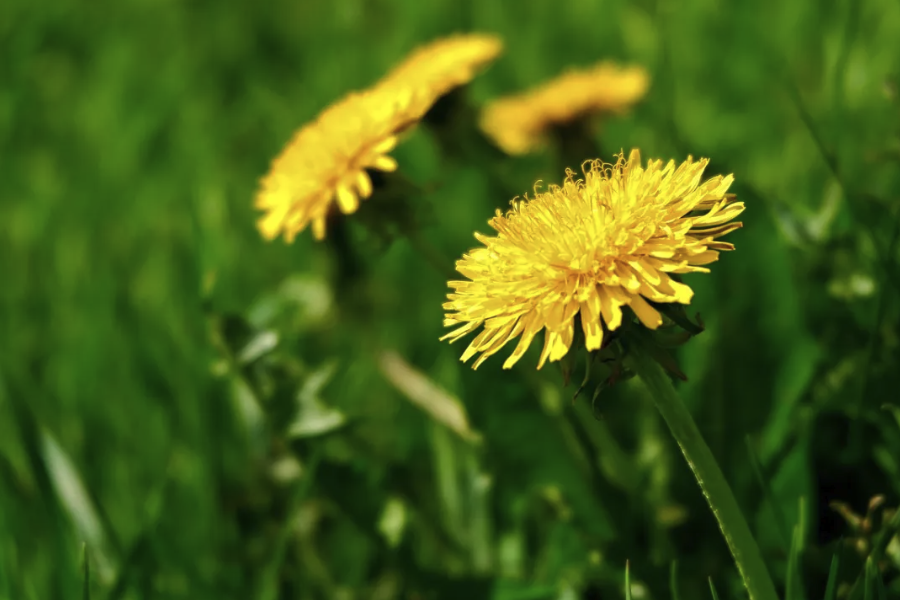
[{"x1": 1, "y1": 0, "x2": 900, "y2": 598}]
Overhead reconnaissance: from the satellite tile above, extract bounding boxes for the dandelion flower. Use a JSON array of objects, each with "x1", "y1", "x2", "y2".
[
  {"x1": 255, "y1": 34, "x2": 502, "y2": 243},
  {"x1": 441, "y1": 149, "x2": 744, "y2": 370},
  {"x1": 255, "y1": 87, "x2": 427, "y2": 242},
  {"x1": 481, "y1": 63, "x2": 649, "y2": 155},
  {"x1": 379, "y1": 33, "x2": 503, "y2": 116}
]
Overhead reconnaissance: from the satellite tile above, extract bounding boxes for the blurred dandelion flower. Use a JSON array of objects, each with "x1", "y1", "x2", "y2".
[
  {"x1": 255, "y1": 88, "x2": 428, "y2": 242},
  {"x1": 441, "y1": 149, "x2": 744, "y2": 370},
  {"x1": 481, "y1": 63, "x2": 649, "y2": 155},
  {"x1": 255, "y1": 34, "x2": 502, "y2": 243},
  {"x1": 379, "y1": 34, "x2": 503, "y2": 116}
]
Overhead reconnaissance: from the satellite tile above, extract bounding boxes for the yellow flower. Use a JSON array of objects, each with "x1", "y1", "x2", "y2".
[
  {"x1": 379, "y1": 33, "x2": 503, "y2": 116},
  {"x1": 441, "y1": 150, "x2": 744, "y2": 370},
  {"x1": 255, "y1": 87, "x2": 427, "y2": 242},
  {"x1": 481, "y1": 63, "x2": 650, "y2": 155},
  {"x1": 255, "y1": 34, "x2": 502, "y2": 243}
]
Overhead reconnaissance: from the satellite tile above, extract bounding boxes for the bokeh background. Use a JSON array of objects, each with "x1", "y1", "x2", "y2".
[{"x1": 2, "y1": 0, "x2": 900, "y2": 598}]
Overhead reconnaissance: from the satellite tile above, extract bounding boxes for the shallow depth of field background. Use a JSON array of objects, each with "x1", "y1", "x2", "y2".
[{"x1": 2, "y1": 0, "x2": 900, "y2": 598}]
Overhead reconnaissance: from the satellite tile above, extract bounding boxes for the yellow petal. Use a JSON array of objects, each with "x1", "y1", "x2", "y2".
[
  {"x1": 336, "y1": 184, "x2": 359, "y2": 214},
  {"x1": 598, "y1": 285, "x2": 624, "y2": 330},
  {"x1": 707, "y1": 241, "x2": 735, "y2": 251},
  {"x1": 459, "y1": 341, "x2": 481, "y2": 364},
  {"x1": 503, "y1": 313, "x2": 541, "y2": 369},
  {"x1": 537, "y1": 330, "x2": 560, "y2": 369},
  {"x1": 629, "y1": 295, "x2": 662, "y2": 329},
  {"x1": 580, "y1": 287, "x2": 604, "y2": 351},
  {"x1": 629, "y1": 258, "x2": 662, "y2": 286},
  {"x1": 312, "y1": 217, "x2": 327, "y2": 240},
  {"x1": 372, "y1": 135, "x2": 398, "y2": 155},
  {"x1": 370, "y1": 154, "x2": 398, "y2": 172},
  {"x1": 471, "y1": 320, "x2": 518, "y2": 369},
  {"x1": 666, "y1": 278, "x2": 694, "y2": 304},
  {"x1": 549, "y1": 321, "x2": 574, "y2": 362},
  {"x1": 440, "y1": 320, "x2": 482, "y2": 343},
  {"x1": 257, "y1": 206, "x2": 289, "y2": 240},
  {"x1": 688, "y1": 251, "x2": 720, "y2": 265},
  {"x1": 689, "y1": 222, "x2": 743, "y2": 240},
  {"x1": 356, "y1": 170, "x2": 373, "y2": 199},
  {"x1": 614, "y1": 262, "x2": 643, "y2": 292},
  {"x1": 691, "y1": 202, "x2": 746, "y2": 227},
  {"x1": 536, "y1": 331, "x2": 552, "y2": 369},
  {"x1": 460, "y1": 327, "x2": 495, "y2": 362}
]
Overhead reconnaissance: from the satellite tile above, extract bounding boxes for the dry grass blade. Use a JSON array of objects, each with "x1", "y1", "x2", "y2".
[{"x1": 378, "y1": 351, "x2": 482, "y2": 444}]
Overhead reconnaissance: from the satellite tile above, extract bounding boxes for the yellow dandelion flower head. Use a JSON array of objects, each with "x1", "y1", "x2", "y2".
[
  {"x1": 481, "y1": 62, "x2": 650, "y2": 155},
  {"x1": 441, "y1": 149, "x2": 745, "y2": 370},
  {"x1": 380, "y1": 33, "x2": 503, "y2": 115},
  {"x1": 255, "y1": 86, "x2": 427, "y2": 242}
]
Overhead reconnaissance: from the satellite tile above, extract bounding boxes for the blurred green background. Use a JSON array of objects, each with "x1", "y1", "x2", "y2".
[{"x1": 2, "y1": 0, "x2": 900, "y2": 598}]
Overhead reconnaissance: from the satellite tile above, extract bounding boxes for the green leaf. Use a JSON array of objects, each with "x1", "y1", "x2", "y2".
[
  {"x1": 465, "y1": 448, "x2": 494, "y2": 573},
  {"x1": 746, "y1": 435, "x2": 791, "y2": 549},
  {"x1": 863, "y1": 557, "x2": 876, "y2": 600},
  {"x1": 875, "y1": 568, "x2": 888, "y2": 600},
  {"x1": 822, "y1": 550, "x2": 840, "y2": 600},
  {"x1": 430, "y1": 420, "x2": 464, "y2": 548},
  {"x1": 257, "y1": 451, "x2": 322, "y2": 600},
  {"x1": 81, "y1": 544, "x2": 90, "y2": 600},
  {"x1": 491, "y1": 580, "x2": 557, "y2": 600},
  {"x1": 41, "y1": 430, "x2": 115, "y2": 583},
  {"x1": 654, "y1": 302, "x2": 705, "y2": 335},
  {"x1": 760, "y1": 337, "x2": 819, "y2": 463},
  {"x1": 247, "y1": 274, "x2": 333, "y2": 331},
  {"x1": 861, "y1": 556, "x2": 888, "y2": 600},
  {"x1": 287, "y1": 361, "x2": 349, "y2": 439},
  {"x1": 785, "y1": 523, "x2": 805, "y2": 600},
  {"x1": 377, "y1": 496, "x2": 407, "y2": 549},
  {"x1": 0, "y1": 561, "x2": 7, "y2": 600},
  {"x1": 669, "y1": 561, "x2": 681, "y2": 600},
  {"x1": 870, "y1": 503, "x2": 900, "y2": 569},
  {"x1": 624, "y1": 561, "x2": 633, "y2": 600},
  {"x1": 571, "y1": 401, "x2": 639, "y2": 494},
  {"x1": 882, "y1": 404, "x2": 900, "y2": 433},
  {"x1": 708, "y1": 578, "x2": 721, "y2": 600},
  {"x1": 786, "y1": 497, "x2": 808, "y2": 600},
  {"x1": 235, "y1": 329, "x2": 278, "y2": 365}
]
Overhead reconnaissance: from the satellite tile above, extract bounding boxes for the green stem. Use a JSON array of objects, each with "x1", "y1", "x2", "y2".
[{"x1": 630, "y1": 347, "x2": 780, "y2": 600}]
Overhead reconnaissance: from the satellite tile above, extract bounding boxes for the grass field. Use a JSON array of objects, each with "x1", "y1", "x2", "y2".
[{"x1": 2, "y1": 0, "x2": 900, "y2": 598}]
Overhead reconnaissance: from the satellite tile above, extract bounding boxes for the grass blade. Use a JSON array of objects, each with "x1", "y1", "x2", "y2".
[
  {"x1": 708, "y1": 578, "x2": 721, "y2": 600},
  {"x1": 787, "y1": 497, "x2": 808, "y2": 600},
  {"x1": 883, "y1": 404, "x2": 900, "y2": 433},
  {"x1": 257, "y1": 450, "x2": 322, "y2": 600},
  {"x1": 0, "y1": 514, "x2": 10, "y2": 600},
  {"x1": 81, "y1": 544, "x2": 90, "y2": 600},
  {"x1": 786, "y1": 523, "x2": 805, "y2": 600},
  {"x1": 746, "y1": 435, "x2": 791, "y2": 549},
  {"x1": 41, "y1": 430, "x2": 114, "y2": 582},
  {"x1": 822, "y1": 549, "x2": 840, "y2": 600},
  {"x1": 863, "y1": 556, "x2": 888, "y2": 600},
  {"x1": 863, "y1": 557, "x2": 875, "y2": 600},
  {"x1": 869, "y1": 507, "x2": 900, "y2": 574},
  {"x1": 624, "y1": 561, "x2": 633, "y2": 600},
  {"x1": 378, "y1": 351, "x2": 481, "y2": 444},
  {"x1": 669, "y1": 561, "x2": 681, "y2": 600}
]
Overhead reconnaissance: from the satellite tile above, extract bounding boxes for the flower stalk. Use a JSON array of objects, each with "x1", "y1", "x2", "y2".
[{"x1": 629, "y1": 340, "x2": 779, "y2": 600}]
